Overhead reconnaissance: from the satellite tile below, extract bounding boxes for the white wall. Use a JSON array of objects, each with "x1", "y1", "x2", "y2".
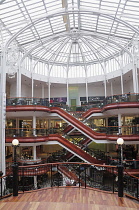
[
  {"x1": 9, "y1": 76, "x2": 135, "y2": 99},
  {"x1": 124, "y1": 80, "x2": 133, "y2": 93},
  {"x1": 88, "y1": 83, "x2": 105, "y2": 96},
  {"x1": 50, "y1": 85, "x2": 67, "y2": 98},
  {"x1": 10, "y1": 83, "x2": 17, "y2": 97},
  {"x1": 21, "y1": 84, "x2": 32, "y2": 97}
]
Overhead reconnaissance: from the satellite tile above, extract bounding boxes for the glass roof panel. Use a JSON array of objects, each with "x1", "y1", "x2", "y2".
[{"x1": 1, "y1": 0, "x2": 139, "y2": 70}]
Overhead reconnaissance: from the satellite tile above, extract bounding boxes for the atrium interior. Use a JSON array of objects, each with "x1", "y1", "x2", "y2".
[{"x1": 0, "y1": 0, "x2": 139, "y2": 206}]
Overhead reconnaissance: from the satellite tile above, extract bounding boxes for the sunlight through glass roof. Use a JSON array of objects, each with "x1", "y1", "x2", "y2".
[{"x1": 0, "y1": 0, "x2": 139, "y2": 74}]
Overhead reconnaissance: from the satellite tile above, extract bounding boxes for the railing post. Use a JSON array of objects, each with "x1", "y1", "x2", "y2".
[
  {"x1": 79, "y1": 164, "x2": 81, "y2": 188},
  {"x1": 51, "y1": 164, "x2": 53, "y2": 187},
  {"x1": 137, "y1": 178, "x2": 138, "y2": 200},
  {"x1": 0, "y1": 178, "x2": 2, "y2": 198},
  {"x1": 117, "y1": 165, "x2": 124, "y2": 197},
  {"x1": 22, "y1": 167, "x2": 25, "y2": 193},
  {"x1": 12, "y1": 162, "x2": 18, "y2": 196},
  {"x1": 84, "y1": 165, "x2": 86, "y2": 188},
  {"x1": 0, "y1": 171, "x2": 3, "y2": 199},
  {"x1": 57, "y1": 164, "x2": 59, "y2": 187},
  {"x1": 112, "y1": 167, "x2": 115, "y2": 193}
]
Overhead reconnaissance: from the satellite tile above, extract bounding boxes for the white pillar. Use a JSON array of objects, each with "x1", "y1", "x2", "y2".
[
  {"x1": 120, "y1": 73, "x2": 124, "y2": 95},
  {"x1": 104, "y1": 78, "x2": 107, "y2": 97},
  {"x1": 16, "y1": 118, "x2": 19, "y2": 136},
  {"x1": 120, "y1": 55, "x2": 124, "y2": 95},
  {"x1": 31, "y1": 73, "x2": 34, "y2": 98},
  {"x1": 67, "y1": 79, "x2": 69, "y2": 106},
  {"x1": 33, "y1": 144, "x2": 37, "y2": 160},
  {"x1": 42, "y1": 84, "x2": 44, "y2": 98},
  {"x1": 33, "y1": 144, "x2": 38, "y2": 190},
  {"x1": 33, "y1": 115, "x2": 36, "y2": 136},
  {"x1": 16, "y1": 67, "x2": 21, "y2": 97},
  {"x1": 48, "y1": 81, "x2": 50, "y2": 102},
  {"x1": 85, "y1": 79, "x2": 88, "y2": 103},
  {"x1": 105, "y1": 117, "x2": 108, "y2": 127},
  {"x1": 103, "y1": 63, "x2": 107, "y2": 98},
  {"x1": 118, "y1": 113, "x2": 122, "y2": 134},
  {"x1": 0, "y1": 48, "x2": 6, "y2": 175},
  {"x1": 132, "y1": 45, "x2": 139, "y2": 93},
  {"x1": 132, "y1": 62, "x2": 138, "y2": 93},
  {"x1": 111, "y1": 82, "x2": 113, "y2": 97},
  {"x1": 34, "y1": 175, "x2": 37, "y2": 189}
]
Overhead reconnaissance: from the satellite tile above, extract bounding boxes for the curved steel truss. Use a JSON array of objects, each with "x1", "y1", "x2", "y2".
[{"x1": 1, "y1": 0, "x2": 139, "y2": 76}]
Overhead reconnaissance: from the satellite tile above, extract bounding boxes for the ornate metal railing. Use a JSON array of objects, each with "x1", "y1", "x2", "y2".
[
  {"x1": 124, "y1": 172, "x2": 139, "y2": 200},
  {"x1": 6, "y1": 93, "x2": 139, "y2": 110},
  {"x1": 1, "y1": 162, "x2": 139, "y2": 201},
  {"x1": 4, "y1": 162, "x2": 117, "y2": 194}
]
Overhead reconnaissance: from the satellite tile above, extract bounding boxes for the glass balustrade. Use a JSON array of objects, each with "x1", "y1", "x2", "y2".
[
  {"x1": 5, "y1": 124, "x2": 139, "y2": 138},
  {"x1": 6, "y1": 93, "x2": 139, "y2": 110}
]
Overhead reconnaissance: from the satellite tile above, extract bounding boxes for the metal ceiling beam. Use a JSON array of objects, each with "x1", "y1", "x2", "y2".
[
  {"x1": 19, "y1": 32, "x2": 69, "y2": 64},
  {"x1": 42, "y1": 0, "x2": 54, "y2": 34},
  {"x1": 6, "y1": 9, "x2": 139, "y2": 51},
  {"x1": 47, "y1": 37, "x2": 71, "y2": 73},
  {"x1": 77, "y1": 0, "x2": 81, "y2": 31},
  {"x1": 19, "y1": 30, "x2": 132, "y2": 67},
  {"x1": 95, "y1": 0, "x2": 102, "y2": 32},
  {"x1": 106, "y1": 0, "x2": 122, "y2": 44},
  {"x1": 81, "y1": 37, "x2": 106, "y2": 74},
  {"x1": 20, "y1": 0, "x2": 43, "y2": 45}
]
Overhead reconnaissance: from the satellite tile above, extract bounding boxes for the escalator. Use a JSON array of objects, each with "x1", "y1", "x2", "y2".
[
  {"x1": 6, "y1": 134, "x2": 102, "y2": 164},
  {"x1": 50, "y1": 107, "x2": 106, "y2": 141},
  {"x1": 6, "y1": 105, "x2": 139, "y2": 142},
  {"x1": 63, "y1": 138, "x2": 92, "y2": 161}
]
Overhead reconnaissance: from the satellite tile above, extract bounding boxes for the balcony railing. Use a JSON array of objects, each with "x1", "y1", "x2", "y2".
[
  {"x1": 5, "y1": 128, "x2": 63, "y2": 137},
  {"x1": 1, "y1": 162, "x2": 139, "y2": 201},
  {"x1": 5, "y1": 125, "x2": 139, "y2": 138},
  {"x1": 6, "y1": 93, "x2": 139, "y2": 111}
]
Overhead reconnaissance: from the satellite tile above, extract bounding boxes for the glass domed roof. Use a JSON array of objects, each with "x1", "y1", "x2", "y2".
[{"x1": 1, "y1": 0, "x2": 139, "y2": 77}]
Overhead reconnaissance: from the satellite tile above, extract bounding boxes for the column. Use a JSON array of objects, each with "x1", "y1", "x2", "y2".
[
  {"x1": 103, "y1": 63, "x2": 107, "y2": 98},
  {"x1": 33, "y1": 144, "x2": 37, "y2": 160},
  {"x1": 48, "y1": 81, "x2": 50, "y2": 102},
  {"x1": 66, "y1": 79, "x2": 69, "y2": 106},
  {"x1": 16, "y1": 118, "x2": 19, "y2": 136},
  {"x1": 118, "y1": 113, "x2": 122, "y2": 134},
  {"x1": 34, "y1": 176, "x2": 37, "y2": 189},
  {"x1": 33, "y1": 144, "x2": 37, "y2": 189},
  {"x1": 0, "y1": 49, "x2": 6, "y2": 175},
  {"x1": 16, "y1": 67, "x2": 21, "y2": 97},
  {"x1": 105, "y1": 117, "x2": 109, "y2": 134},
  {"x1": 120, "y1": 73, "x2": 124, "y2": 95},
  {"x1": 122, "y1": 116, "x2": 125, "y2": 135},
  {"x1": 104, "y1": 78, "x2": 107, "y2": 98},
  {"x1": 132, "y1": 62, "x2": 138, "y2": 93},
  {"x1": 42, "y1": 84, "x2": 44, "y2": 98},
  {"x1": 33, "y1": 115, "x2": 36, "y2": 136},
  {"x1": 31, "y1": 73, "x2": 34, "y2": 98},
  {"x1": 85, "y1": 78, "x2": 88, "y2": 103},
  {"x1": 132, "y1": 44, "x2": 139, "y2": 93},
  {"x1": 120, "y1": 55, "x2": 124, "y2": 95},
  {"x1": 111, "y1": 82, "x2": 113, "y2": 97}
]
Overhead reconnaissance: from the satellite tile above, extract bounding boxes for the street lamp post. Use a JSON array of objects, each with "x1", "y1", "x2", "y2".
[
  {"x1": 117, "y1": 137, "x2": 124, "y2": 197},
  {"x1": 12, "y1": 139, "x2": 19, "y2": 196}
]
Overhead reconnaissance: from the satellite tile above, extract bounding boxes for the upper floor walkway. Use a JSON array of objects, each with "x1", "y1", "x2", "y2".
[{"x1": 6, "y1": 93, "x2": 139, "y2": 143}]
